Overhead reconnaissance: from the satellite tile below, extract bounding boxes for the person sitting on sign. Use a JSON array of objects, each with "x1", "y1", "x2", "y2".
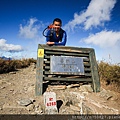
[{"x1": 46, "y1": 18, "x2": 67, "y2": 46}]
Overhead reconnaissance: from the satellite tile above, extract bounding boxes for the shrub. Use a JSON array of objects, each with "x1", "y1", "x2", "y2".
[
  {"x1": 98, "y1": 61, "x2": 120, "y2": 85},
  {"x1": 0, "y1": 58, "x2": 37, "y2": 74}
]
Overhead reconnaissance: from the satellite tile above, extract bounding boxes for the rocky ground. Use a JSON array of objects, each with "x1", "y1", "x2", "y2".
[{"x1": 0, "y1": 63, "x2": 120, "y2": 115}]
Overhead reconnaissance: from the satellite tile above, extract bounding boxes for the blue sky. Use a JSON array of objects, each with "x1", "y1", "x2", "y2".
[{"x1": 0, "y1": 0, "x2": 120, "y2": 64}]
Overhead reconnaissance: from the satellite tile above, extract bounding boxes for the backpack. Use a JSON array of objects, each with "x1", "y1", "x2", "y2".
[{"x1": 49, "y1": 28, "x2": 65, "y2": 42}]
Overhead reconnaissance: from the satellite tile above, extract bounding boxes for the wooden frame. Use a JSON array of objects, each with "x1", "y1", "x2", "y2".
[{"x1": 35, "y1": 44, "x2": 100, "y2": 96}]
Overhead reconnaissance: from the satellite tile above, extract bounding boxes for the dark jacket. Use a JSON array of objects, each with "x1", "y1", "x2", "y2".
[{"x1": 46, "y1": 28, "x2": 67, "y2": 46}]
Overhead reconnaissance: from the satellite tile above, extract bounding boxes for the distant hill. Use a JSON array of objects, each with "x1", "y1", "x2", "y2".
[{"x1": 0, "y1": 56, "x2": 12, "y2": 60}]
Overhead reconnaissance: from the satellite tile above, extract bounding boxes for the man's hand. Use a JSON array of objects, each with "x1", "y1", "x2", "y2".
[{"x1": 47, "y1": 42, "x2": 55, "y2": 45}]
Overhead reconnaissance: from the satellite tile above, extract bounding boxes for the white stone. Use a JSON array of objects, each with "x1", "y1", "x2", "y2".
[{"x1": 43, "y1": 92, "x2": 58, "y2": 114}]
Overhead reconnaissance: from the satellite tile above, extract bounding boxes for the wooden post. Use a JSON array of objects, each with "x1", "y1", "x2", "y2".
[
  {"x1": 35, "y1": 48, "x2": 44, "y2": 95},
  {"x1": 89, "y1": 49, "x2": 100, "y2": 92}
]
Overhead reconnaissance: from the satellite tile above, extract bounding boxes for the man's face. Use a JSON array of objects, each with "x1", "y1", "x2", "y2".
[{"x1": 53, "y1": 21, "x2": 61, "y2": 32}]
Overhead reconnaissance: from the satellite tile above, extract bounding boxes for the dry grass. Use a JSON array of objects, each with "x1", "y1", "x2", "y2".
[
  {"x1": 0, "y1": 58, "x2": 36, "y2": 74},
  {"x1": 98, "y1": 61, "x2": 120, "y2": 92}
]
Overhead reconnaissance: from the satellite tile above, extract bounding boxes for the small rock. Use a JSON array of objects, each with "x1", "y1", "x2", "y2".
[
  {"x1": 79, "y1": 83, "x2": 83, "y2": 86},
  {"x1": 17, "y1": 98, "x2": 33, "y2": 106},
  {"x1": 34, "y1": 102, "x2": 39, "y2": 108},
  {"x1": 46, "y1": 87, "x2": 52, "y2": 92},
  {"x1": 79, "y1": 85, "x2": 93, "y2": 92},
  {"x1": 24, "y1": 87, "x2": 28, "y2": 91},
  {"x1": 31, "y1": 112, "x2": 36, "y2": 115},
  {"x1": 48, "y1": 75, "x2": 53, "y2": 78},
  {"x1": 67, "y1": 84, "x2": 80, "y2": 89},
  {"x1": 31, "y1": 83, "x2": 34, "y2": 86},
  {"x1": 34, "y1": 105, "x2": 43, "y2": 114},
  {"x1": 99, "y1": 89, "x2": 113, "y2": 100},
  {"x1": 48, "y1": 85, "x2": 66, "y2": 90},
  {"x1": 45, "y1": 108, "x2": 58, "y2": 114},
  {"x1": 6, "y1": 82, "x2": 12, "y2": 85},
  {"x1": 9, "y1": 72, "x2": 16, "y2": 74},
  {"x1": 70, "y1": 105, "x2": 80, "y2": 112},
  {"x1": 65, "y1": 99, "x2": 73, "y2": 106},
  {"x1": 26, "y1": 104, "x2": 35, "y2": 111},
  {"x1": 61, "y1": 109, "x2": 66, "y2": 113},
  {"x1": 27, "y1": 86, "x2": 34, "y2": 92},
  {"x1": 110, "y1": 95, "x2": 118, "y2": 101},
  {"x1": 10, "y1": 89, "x2": 14, "y2": 92},
  {"x1": 0, "y1": 86, "x2": 6, "y2": 89}
]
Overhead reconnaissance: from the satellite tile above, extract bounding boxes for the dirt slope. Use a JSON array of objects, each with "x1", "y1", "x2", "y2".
[{"x1": 0, "y1": 64, "x2": 120, "y2": 114}]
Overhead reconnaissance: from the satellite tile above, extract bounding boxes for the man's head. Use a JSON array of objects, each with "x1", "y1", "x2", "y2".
[{"x1": 53, "y1": 18, "x2": 62, "y2": 32}]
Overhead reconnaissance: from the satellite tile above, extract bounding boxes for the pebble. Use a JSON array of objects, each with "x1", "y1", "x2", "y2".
[{"x1": 17, "y1": 98, "x2": 33, "y2": 106}]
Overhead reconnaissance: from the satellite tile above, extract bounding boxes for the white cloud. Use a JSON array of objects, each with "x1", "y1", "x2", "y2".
[
  {"x1": 82, "y1": 30, "x2": 120, "y2": 64},
  {"x1": 0, "y1": 39, "x2": 23, "y2": 52},
  {"x1": 83, "y1": 30, "x2": 120, "y2": 48},
  {"x1": 18, "y1": 18, "x2": 47, "y2": 59},
  {"x1": 19, "y1": 18, "x2": 39, "y2": 39},
  {"x1": 63, "y1": 0, "x2": 116, "y2": 31},
  {"x1": 19, "y1": 17, "x2": 46, "y2": 44}
]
